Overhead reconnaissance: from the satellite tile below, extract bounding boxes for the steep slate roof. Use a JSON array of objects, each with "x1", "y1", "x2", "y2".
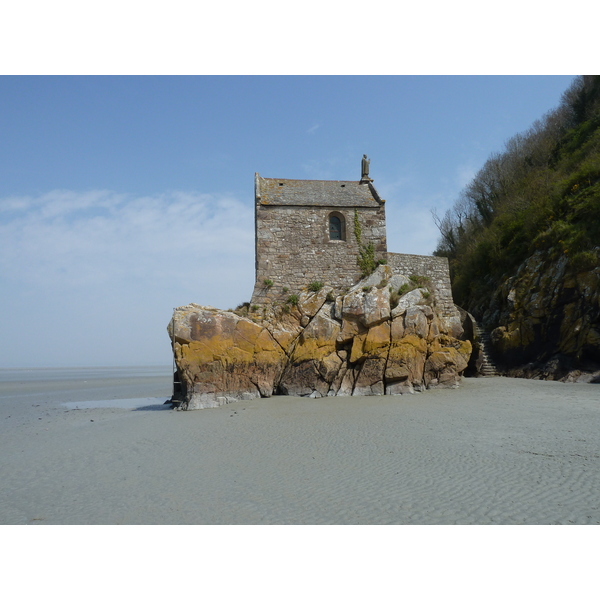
[{"x1": 255, "y1": 174, "x2": 384, "y2": 207}]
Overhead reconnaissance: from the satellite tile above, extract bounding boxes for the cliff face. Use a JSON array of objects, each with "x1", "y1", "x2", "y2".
[
  {"x1": 473, "y1": 250, "x2": 600, "y2": 381},
  {"x1": 168, "y1": 266, "x2": 471, "y2": 409}
]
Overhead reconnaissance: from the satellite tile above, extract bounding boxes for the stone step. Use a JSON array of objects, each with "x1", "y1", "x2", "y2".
[{"x1": 473, "y1": 322, "x2": 499, "y2": 376}]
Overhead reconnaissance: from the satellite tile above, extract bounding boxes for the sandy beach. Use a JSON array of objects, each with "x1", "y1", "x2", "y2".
[{"x1": 0, "y1": 370, "x2": 598, "y2": 525}]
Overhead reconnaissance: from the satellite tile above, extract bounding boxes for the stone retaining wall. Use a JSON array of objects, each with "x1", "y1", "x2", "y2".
[{"x1": 386, "y1": 253, "x2": 459, "y2": 321}]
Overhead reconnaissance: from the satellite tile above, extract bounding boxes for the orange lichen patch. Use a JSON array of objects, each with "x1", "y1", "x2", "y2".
[
  {"x1": 350, "y1": 333, "x2": 368, "y2": 363},
  {"x1": 385, "y1": 334, "x2": 429, "y2": 383},
  {"x1": 289, "y1": 308, "x2": 341, "y2": 363},
  {"x1": 390, "y1": 333, "x2": 427, "y2": 352},
  {"x1": 425, "y1": 336, "x2": 471, "y2": 380},
  {"x1": 233, "y1": 319, "x2": 264, "y2": 354},
  {"x1": 362, "y1": 321, "x2": 391, "y2": 357}
]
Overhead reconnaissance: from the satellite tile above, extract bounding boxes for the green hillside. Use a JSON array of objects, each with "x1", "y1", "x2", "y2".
[{"x1": 434, "y1": 76, "x2": 600, "y2": 377}]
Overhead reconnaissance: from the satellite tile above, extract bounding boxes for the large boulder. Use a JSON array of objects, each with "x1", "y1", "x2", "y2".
[{"x1": 169, "y1": 305, "x2": 286, "y2": 409}]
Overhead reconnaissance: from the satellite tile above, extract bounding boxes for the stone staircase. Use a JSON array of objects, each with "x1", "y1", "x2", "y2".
[{"x1": 474, "y1": 324, "x2": 499, "y2": 377}]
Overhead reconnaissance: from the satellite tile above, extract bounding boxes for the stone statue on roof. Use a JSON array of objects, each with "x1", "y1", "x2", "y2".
[{"x1": 361, "y1": 154, "x2": 370, "y2": 179}]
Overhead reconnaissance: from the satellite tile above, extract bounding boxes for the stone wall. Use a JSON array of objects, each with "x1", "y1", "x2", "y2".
[
  {"x1": 386, "y1": 253, "x2": 461, "y2": 327},
  {"x1": 251, "y1": 204, "x2": 387, "y2": 305}
]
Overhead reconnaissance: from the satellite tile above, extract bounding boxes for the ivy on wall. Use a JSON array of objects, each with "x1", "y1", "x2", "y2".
[{"x1": 354, "y1": 208, "x2": 377, "y2": 277}]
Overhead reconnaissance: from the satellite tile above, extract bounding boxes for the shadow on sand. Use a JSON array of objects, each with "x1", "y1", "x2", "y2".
[{"x1": 133, "y1": 403, "x2": 172, "y2": 412}]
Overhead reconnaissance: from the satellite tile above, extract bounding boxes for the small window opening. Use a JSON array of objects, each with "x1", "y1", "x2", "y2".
[
  {"x1": 279, "y1": 182, "x2": 284, "y2": 186},
  {"x1": 329, "y1": 215, "x2": 342, "y2": 240},
  {"x1": 341, "y1": 184, "x2": 346, "y2": 187}
]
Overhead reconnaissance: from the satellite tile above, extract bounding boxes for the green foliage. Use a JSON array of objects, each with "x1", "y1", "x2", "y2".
[
  {"x1": 308, "y1": 281, "x2": 324, "y2": 292},
  {"x1": 353, "y1": 208, "x2": 362, "y2": 245},
  {"x1": 251, "y1": 305, "x2": 259, "y2": 311},
  {"x1": 362, "y1": 285, "x2": 372, "y2": 292},
  {"x1": 398, "y1": 283, "x2": 410, "y2": 296},
  {"x1": 409, "y1": 274, "x2": 430, "y2": 287},
  {"x1": 282, "y1": 286, "x2": 289, "y2": 293},
  {"x1": 569, "y1": 250, "x2": 599, "y2": 273},
  {"x1": 354, "y1": 208, "x2": 379, "y2": 277},
  {"x1": 263, "y1": 279, "x2": 273, "y2": 288},
  {"x1": 357, "y1": 241, "x2": 376, "y2": 277},
  {"x1": 326, "y1": 291, "x2": 335, "y2": 302},
  {"x1": 433, "y1": 76, "x2": 600, "y2": 309},
  {"x1": 286, "y1": 294, "x2": 299, "y2": 306}
]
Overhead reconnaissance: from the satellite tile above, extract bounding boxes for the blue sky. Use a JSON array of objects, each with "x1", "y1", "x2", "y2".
[{"x1": 0, "y1": 75, "x2": 577, "y2": 368}]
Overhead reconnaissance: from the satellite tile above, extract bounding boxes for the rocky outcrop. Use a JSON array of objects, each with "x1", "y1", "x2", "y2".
[
  {"x1": 168, "y1": 305, "x2": 287, "y2": 409},
  {"x1": 168, "y1": 266, "x2": 472, "y2": 409},
  {"x1": 474, "y1": 249, "x2": 600, "y2": 381}
]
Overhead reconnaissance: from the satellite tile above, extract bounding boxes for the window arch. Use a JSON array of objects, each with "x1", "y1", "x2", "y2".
[{"x1": 329, "y1": 212, "x2": 346, "y2": 241}]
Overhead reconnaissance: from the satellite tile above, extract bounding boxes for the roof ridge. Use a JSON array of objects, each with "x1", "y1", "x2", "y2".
[{"x1": 259, "y1": 176, "x2": 361, "y2": 184}]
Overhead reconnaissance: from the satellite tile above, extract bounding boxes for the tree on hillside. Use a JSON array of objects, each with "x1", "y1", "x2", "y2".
[{"x1": 433, "y1": 75, "x2": 600, "y2": 313}]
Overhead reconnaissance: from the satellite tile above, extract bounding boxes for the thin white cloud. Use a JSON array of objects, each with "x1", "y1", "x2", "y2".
[
  {"x1": 0, "y1": 189, "x2": 254, "y2": 289},
  {"x1": 307, "y1": 123, "x2": 320, "y2": 135},
  {"x1": 0, "y1": 190, "x2": 256, "y2": 367}
]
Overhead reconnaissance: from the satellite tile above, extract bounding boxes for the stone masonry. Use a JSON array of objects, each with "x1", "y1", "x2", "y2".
[
  {"x1": 251, "y1": 173, "x2": 387, "y2": 304},
  {"x1": 249, "y1": 168, "x2": 461, "y2": 332},
  {"x1": 386, "y1": 253, "x2": 458, "y2": 323}
]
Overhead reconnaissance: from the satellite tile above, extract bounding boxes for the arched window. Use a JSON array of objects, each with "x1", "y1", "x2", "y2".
[
  {"x1": 329, "y1": 215, "x2": 342, "y2": 240},
  {"x1": 329, "y1": 211, "x2": 346, "y2": 240},
  {"x1": 329, "y1": 212, "x2": 345, "y2": 241}
]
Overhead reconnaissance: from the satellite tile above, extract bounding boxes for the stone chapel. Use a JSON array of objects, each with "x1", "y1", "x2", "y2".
[{"x1": 250, "y1": 158, "x2": 459, "y2": 328}]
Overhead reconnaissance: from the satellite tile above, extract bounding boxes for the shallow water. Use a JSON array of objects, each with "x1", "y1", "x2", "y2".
[
  {"x1": 62, "y1": 397, "x2": 169, "y2": 410},
  {"x1": 0, "y1": 365, "x2": 174, "y2": 433}
]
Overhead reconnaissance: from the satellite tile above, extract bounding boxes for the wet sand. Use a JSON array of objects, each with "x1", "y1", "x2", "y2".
[{"x1": 1, "y1": 374, "x2": 599, "y2": 524}]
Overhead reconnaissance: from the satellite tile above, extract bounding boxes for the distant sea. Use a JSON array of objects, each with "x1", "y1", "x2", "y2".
[
  {"x1": 0, "y1": 365, "x2": 172, "y2": 383},
  {"x1": 0, "y1": 366, "x2": 173, "y2": 410}
]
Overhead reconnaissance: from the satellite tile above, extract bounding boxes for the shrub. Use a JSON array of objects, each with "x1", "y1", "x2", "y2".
[
  {"x1": 286, "y1": 294, "x2": 299, "y2": 306},
  {"x1": 233, "y1": 302, "x2": 250, "y2": 316},
  {"x1": 308, "y1": 281, "x2": 324, "y2": 292},
  {"x1": 569, "y1": 250, "x2": 599, "y2": 272},
  {"x1": 398, "y1": 283, "x2": 410, "y2": 296},
  {"x1": 263, "y1": 279, "x2": 273, "y2": 288},
  {"x1": 326, "y1": 291, "x2": 335, "y2": 302},
  {"x1": 409, "y1": 274, "x2": 430, "y2": 286},
  {"x1": 282, "y1": 286, "x2": 289, "y2": 293}
]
